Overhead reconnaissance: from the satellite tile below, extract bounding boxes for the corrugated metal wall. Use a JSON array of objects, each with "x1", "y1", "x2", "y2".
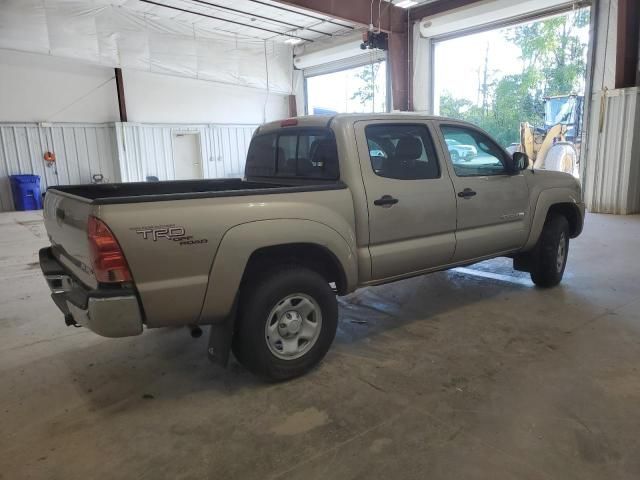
[
  {"x1": 0, "y1": 123, "x2": 118, "y2": 212},
  {"x1": 584, "y1": 87, "x2": 640, "y2": 214},
  {"x1": 0, "y1": 122, "x2": 257, "y2": 212},
  {"x1": 115, "y1": 123, "x2": 257, "y2": 182}
]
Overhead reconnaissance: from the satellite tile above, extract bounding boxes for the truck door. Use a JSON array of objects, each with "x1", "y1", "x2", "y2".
[
  {"x1": 354, "y1": 121, "x2": 457, "y2": 281},
  {"x1": 434, "y1": 121, "x2": 530, "y2": 262}
]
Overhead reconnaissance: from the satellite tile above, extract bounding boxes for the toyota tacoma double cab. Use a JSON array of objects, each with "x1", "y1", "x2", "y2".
[{"x1": 40, "y1": 114, "x2": 584, "y2": 380}]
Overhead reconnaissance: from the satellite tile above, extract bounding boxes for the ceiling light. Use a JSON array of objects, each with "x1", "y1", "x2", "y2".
[
  {"x1": 285, "y1": 38, "x2": 304, "y2": 45},
  {"x1": 395, "y1": 0, "x2": 417, "y2": 8}
]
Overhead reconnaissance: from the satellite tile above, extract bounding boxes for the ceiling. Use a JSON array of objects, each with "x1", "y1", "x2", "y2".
[{"x1": 108, "y1": 0, "x2": 357, "y2": 43}]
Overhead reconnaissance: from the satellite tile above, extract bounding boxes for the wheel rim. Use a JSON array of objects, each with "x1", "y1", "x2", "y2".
[
  {"x1": 557, "y1": 232, "x2": 567, "y2": 272},
  {"x1": 265, "y1": 293, "x2": 322, "y2": 360}
]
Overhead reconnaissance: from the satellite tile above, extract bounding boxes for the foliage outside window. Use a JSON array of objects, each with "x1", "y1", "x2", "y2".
[
  {"x1": 435, "y1": 8, "x2": 590, "y2": 148},
  {"x1": 306, "y1": 61, "x2": 387, "y2": 115}
]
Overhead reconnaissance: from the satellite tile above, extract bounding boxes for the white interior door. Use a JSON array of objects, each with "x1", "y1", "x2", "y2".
[{"x1": 173, "y1": 133, "x2": 203, "y2": 180}]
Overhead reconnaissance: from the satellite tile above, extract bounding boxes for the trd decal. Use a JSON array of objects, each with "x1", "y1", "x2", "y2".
[{"x1": 131, "y1": 224, "x2": 208, "y2": 246}]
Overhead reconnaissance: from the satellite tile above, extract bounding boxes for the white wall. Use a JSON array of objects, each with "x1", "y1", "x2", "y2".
[
  {"x1": 0, "y1": 49, "x2": 290, "y2": 125},
  {"x1": 122, "y1": 69, "x2": 289, "y2": 125},
  {"x1": 0, "y1": 50, "x2": 119, "y2": 123},
  {"x1": 115, "y1": 123, "x2": 258, "y2": 183}
]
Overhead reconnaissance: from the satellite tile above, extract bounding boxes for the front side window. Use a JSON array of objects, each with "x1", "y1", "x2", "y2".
[
  {"x1": 441, "y1": 126, "x2": 507, "y2": 177},
  {"x1": 365, "y1": 124, "x2": 440, "y2": 180},
  {"x1": 246, "y1": 129, "x2": 339, "y2": 179}
]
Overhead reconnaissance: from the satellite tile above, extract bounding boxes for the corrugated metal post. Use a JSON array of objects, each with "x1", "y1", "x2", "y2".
[{"x1": 115, "y1": 68, "x2": 128, "y2": 122}]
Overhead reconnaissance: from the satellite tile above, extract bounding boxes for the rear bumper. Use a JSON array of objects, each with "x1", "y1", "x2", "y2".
[{"x1": 39, "y1": 247, "x2": 144, "y2": 338}]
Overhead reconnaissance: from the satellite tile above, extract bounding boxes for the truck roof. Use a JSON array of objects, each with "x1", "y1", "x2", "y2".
[{"x1": 256, "y1": 112, "x2": 456, "y2": 135}]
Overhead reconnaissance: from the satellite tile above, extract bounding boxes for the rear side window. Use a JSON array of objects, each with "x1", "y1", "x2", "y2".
[
  {"x1": 365, "y1": 124, "x2": 440, "y2": 180},
  {"x1": 245, "y1": 128, "x2": 339, "y2": 179}
]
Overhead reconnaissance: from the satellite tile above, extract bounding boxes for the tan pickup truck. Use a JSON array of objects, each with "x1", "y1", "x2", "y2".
[{"x1": 40, "y1": 114, "x2": 584, "y2": 380}]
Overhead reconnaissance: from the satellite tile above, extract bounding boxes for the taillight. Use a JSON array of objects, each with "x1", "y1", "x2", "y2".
[{"x1": 87, "y1": 216, "x2": 132, "y2": 283}]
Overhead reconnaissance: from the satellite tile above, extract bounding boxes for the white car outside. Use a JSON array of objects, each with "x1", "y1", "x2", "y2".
[{"x1": 445, "y1": 138, "x2": 477, "y2": 161}]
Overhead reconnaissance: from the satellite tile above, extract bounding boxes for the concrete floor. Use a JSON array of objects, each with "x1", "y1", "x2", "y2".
[{"x1": 1, "y1": 210, "x2": 640, "y2": 479}]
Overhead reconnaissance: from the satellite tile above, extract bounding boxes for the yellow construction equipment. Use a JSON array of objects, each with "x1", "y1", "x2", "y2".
[{"x1": 518, "y1": 95, "x2": 583, "y2": 176}]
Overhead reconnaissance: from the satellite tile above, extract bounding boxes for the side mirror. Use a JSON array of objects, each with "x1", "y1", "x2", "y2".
[{"x1": 512, "y1": 152, "x2": 529, "y2": 172}]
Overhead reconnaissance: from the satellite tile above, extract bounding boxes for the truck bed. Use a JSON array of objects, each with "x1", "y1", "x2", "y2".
[{"x1": 48, "y1": 178, "x2": 346, "y2": 205}]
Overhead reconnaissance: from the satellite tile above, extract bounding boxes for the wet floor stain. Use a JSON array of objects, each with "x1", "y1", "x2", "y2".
[{"x1": 271, "y1": 407, "x2": 329, "y2": 436}]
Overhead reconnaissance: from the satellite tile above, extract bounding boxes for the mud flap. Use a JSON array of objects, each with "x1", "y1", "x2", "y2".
[
  {"x1": 513, "y1": 251, "x2": 534, "y2": 273},
  {"x1": 206, "y1": 298, "x2": 238, "y2": 367}
]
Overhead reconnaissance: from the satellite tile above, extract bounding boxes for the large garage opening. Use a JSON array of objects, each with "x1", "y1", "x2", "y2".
[
  {"x1": 306, "y1": 60, "x2": 388, "y2": 114},
  {"x1": 433, "y1": 6, "x2": 591, "y2": 176}
]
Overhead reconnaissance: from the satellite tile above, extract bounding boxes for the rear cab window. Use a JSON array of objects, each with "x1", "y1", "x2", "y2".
[{"x1": 245, "y1": 128, "x2": 339, "y2": 180}]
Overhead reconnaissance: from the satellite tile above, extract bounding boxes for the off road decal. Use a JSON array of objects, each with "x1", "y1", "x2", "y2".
[{"x1": 131, "y1": 224, "x2": 208, "y2": 246}]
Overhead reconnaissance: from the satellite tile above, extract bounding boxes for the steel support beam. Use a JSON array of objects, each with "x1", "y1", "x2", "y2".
[
  {"x1": 615, "y1": 0, "x2": 640, "y2": 88},
  {"x1": 389, "y1": 31, "x2": 411, "y2": 111},
  {"x1": 114, "y1": 68, "x2": 127, "y2": 122},
  {"x1": 272, "y1": 0, "x2": 407, "y2": 33}
]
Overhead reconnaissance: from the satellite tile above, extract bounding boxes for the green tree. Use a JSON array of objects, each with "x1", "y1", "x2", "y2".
[
  {"x1": 439, "y1": 92, "x2": 473, "y2": 119},
  {"x1": 351, "y1": 62, "x2": 384, "y2": 112}
]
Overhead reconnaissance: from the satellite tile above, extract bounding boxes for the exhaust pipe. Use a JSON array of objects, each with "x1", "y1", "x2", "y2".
[{"x1": 189, "y1": 325, "x2": 203, "y2": 338}]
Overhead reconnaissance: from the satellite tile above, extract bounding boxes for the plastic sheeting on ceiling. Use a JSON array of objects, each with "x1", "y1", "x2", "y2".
[{"x1": 0, "y1": 0, "x2": 293, "y2": 94}]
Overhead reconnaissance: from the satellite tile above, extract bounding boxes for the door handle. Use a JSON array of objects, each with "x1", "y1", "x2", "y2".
[
  {"x1": 374, "y1": 195, "x2": 399, "y2": 207},
  {"x1": 457, "y1": 188, "x2": 477, "y2": 199}
]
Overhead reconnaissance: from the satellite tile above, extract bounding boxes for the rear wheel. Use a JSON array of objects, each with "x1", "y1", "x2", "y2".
[
  {"x1": 232, "y1": 266, "x2": 338, "y2": 381},
  {"x1": 530, "y1": 214, "x2": 570, "y2": 287}
]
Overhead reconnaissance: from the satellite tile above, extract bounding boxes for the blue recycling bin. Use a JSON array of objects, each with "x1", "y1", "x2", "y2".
[{"x1": 9, "y1": 174, "x2": 42, "y2": 211}]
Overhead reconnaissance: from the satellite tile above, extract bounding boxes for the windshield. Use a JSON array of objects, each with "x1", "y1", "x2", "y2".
[{"x1": 545, "y1": 97, "x2": 577, "y2": 126}]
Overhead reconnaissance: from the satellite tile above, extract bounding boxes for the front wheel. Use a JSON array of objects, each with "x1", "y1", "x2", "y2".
[
  {"x1": 530, "y1": 214, "x2": 570, "y2": 287},
  {"x1": 232, "y1": 266, "x2": 338, "y2": 380}
]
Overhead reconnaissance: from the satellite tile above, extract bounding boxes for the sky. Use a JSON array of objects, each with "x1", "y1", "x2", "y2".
[{"x1": 433, "y1": 29, "x2": 523, "y2": 106}]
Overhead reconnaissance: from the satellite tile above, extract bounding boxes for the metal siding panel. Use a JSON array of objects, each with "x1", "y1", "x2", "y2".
[
  {"x1": 584, "y1": 87, "x2": 640, "y2": 214},
  {"x1": 0, "y1": 123, "x2": 120, "y2": 211},
  {"x1": 0, "y1": 127, "x2": 13, "y2": 211},
  {"x1": 74, "y1": 127, "x2": 91, "y2": 183}
]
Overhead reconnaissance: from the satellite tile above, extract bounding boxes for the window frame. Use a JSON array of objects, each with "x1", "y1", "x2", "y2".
[
  {"x1": 439, "y1": 123, "x2": 512, "y2": 178},
  {"x1": 245, "y1": 127, "x2": 340, "y2": 181},
  {"x1": 364, "y1": 123, "x2": 442, "y2": 181}
]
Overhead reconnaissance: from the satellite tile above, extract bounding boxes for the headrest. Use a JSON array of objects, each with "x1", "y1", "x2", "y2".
[
  {"x1": 311, "y1": 138, "x2": 335, "y2": 161},
  {"x1": 395, "y1": 136, "x2": 423, "y2": 160}
]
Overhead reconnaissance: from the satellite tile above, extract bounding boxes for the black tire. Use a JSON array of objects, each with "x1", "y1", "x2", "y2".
[
  {"x1": 232, "y1": 266, "x2": 338, "y2": 381},
  {"x1": 530, "y1": 214, "x2": 570, "y2": 288}
]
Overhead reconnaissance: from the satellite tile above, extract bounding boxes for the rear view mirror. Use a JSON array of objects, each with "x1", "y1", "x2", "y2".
[{"x1": 512, "y1": 152, "x2": 529, "y2": 171}]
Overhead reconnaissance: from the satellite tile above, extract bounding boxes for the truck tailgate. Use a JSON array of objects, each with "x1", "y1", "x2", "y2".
[{"x1": 43, "y1": 190, "x2": 97, "y2": 289}]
